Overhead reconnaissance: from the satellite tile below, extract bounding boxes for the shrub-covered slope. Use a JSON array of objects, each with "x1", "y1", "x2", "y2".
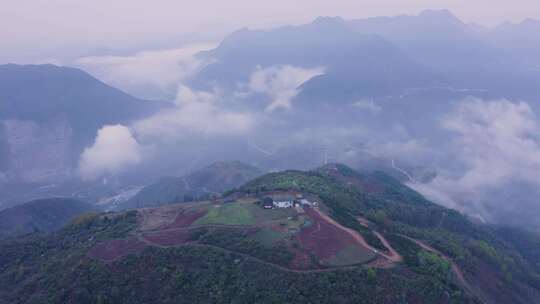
[
  {"x1": 235, "y1": 164, "x2": 540, "y2": 303},
  {"x1": 0, "y1": 197, "x2": 95, "y2": 238}
]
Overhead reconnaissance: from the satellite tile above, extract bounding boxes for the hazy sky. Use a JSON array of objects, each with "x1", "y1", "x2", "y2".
[{"x1": 2, "y1": 0, "x2": 539, "y2": 63}]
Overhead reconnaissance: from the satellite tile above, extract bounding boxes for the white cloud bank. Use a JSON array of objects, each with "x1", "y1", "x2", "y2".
[
  {"x1": 248, "y1": 65, "x2": 324, "y2": 112},
  {"x1": 76, "y1": 44, "x2": 216, "y2": 100},
  {"x1": 79, "y1": 85, "x2": 256, "y2": 180},
  {"x1": 77, "y1": 64, "x2": 321, "y2": 180},
  {"x1": 78, "y1": 125, "x2": 142, "y2": 181},
  {"x1": 411, "y1": 98, "x2": 540, "y2": 220},
  {"x1": 133, "y1": 85, "x2": 256, "y2": 143}
]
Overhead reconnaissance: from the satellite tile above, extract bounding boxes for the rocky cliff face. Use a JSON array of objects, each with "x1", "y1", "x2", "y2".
[{"x1": 2, "y1": 118, "x2": 73, "y2": 183}]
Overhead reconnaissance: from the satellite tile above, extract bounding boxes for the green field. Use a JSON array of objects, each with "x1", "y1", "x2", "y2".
[
  {"x1": 244, "y1": 203, "x2": 295, "y2": 222},
  {"x1": 324, "y1": 244, "x2": 377, "y2": 267},
  {"x1": 251, "y1": 228, "x2": 288, "y2": 246},
  {"x1": 194, "y1": 203, "x2": 256, "y2": 225},
  {"x1": 193, "y1": 200, "x2": 304, "y2": 228}
]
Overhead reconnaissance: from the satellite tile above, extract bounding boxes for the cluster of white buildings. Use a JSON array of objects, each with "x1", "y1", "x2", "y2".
[
  {"x1": 262, "y1": 195, "x2": 319, "y2": 210},
  {"x1": 273, "y1": 200, "x2": 294, "y2": 208}
]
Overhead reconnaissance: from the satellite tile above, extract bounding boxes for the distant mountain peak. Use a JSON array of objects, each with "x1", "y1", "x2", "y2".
[
  {"x1": 312, "y1": 16, "x2": 345, "y2": 25},
  {"x1": 521, "y1": 18, "x2": 540, "y2": 26},
  {"x1": 523, "y1": 17, "x2": 539, "y2": 23},
  {"x1": 419, "y1": 9, "x2": 455, "y2": 18},
  {"x1": 418, "y1": 9, "x2": 463, "y2": 24},
  {"x1": 309, "y1": 16, "x2": 348, "y2": 32}
]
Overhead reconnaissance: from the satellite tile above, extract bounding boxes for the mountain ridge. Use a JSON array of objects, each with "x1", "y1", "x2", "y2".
[
  {"x1": 0, "y1": 197, "x2": 95, "y2": 238},
  {"x1": 116, "y1": 161, "x2": 264, "y2": 210}
]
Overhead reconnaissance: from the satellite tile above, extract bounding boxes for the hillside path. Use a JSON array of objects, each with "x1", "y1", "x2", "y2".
[
  {"x1": 315, "y1": 209, "x2": 402, "y2": 264},
  {"x1": 399, "y1": 235, "x2": 470, "y2": 289},
  {"x1": 132, "y1": 231, "x2": 369, "y2": 274}
]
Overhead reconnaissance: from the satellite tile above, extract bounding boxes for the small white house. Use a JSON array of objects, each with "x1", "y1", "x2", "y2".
[
  {"x1": 273, "y1": 200, "x2": 293, "y2": 208},
  {"x1": 300, "y1": 199, "x2": 312, "y2": 207}
]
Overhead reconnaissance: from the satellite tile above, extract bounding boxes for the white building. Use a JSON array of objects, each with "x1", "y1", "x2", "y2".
[
  {"x1": 273, "y1": 200, "x2": 293, "y2": 208},
  {"x1": 300, "y1": 199, "x2": 312, "y2": 207}
]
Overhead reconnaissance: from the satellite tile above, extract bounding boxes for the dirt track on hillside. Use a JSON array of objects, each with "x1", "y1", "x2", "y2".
[
  {"x1": 399, "y1": 235, "x2": 470, "y2": 289},
  {"x1": 314, "y1": 210, "x2": 403, "y2": 265},
  {"x1": 355, "y1": 216, "x2": 403, "y2": 263}
]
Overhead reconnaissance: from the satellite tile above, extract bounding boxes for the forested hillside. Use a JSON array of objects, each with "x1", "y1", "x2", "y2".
[
  {"x1": 0, "y1": 198, "x2": 95, "y2": 238},
  {"x1": 1, "y1": 164, "x2": 539, "y2": 303}
]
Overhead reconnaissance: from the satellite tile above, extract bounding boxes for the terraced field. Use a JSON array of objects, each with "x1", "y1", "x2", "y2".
[{"x1": 88, "y1": 196, "x2": 386, "y2": 270}]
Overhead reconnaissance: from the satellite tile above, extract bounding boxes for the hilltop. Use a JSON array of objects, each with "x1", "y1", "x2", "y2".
[{"x1": 1, "y1": 164, "x2": 539, "y2": 303}]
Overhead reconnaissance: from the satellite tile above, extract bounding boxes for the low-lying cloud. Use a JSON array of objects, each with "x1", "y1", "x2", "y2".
[
  {"x1": 79, "y1": 85, "x2": 257, "y2": 180},
  {"x1": 78, "y1": 125, "x2": 142, "y2": 181},
  {"x1": 411, "y1": 98, "x2": 540, "y2": 224},
  {"x1": 247, "y1": 65, "x2": 324, "y2": 112},
  {"x1": 78, "y1": 63, "x2": 324, "y2": 181},
  {"x1": 76, "y1": 44, "x2": 216, "y2": 100},
  {"x1": 133, "y1": 85, "x2": 256, "y2": 143}
]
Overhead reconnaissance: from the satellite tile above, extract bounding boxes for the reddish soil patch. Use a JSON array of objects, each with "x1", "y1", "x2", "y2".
[
  {"x1": 366, "y1": 256, "x2": 394, "y2": 269},
  {"x1": 296, "y1": 208, "x2": 357, "y2": 260},
  {"x1": 88, "y1": 237, "x2": 147, "y2": 262},
  {"x1": 142, "y1": 229, "x2": 193, "y2": 247},
  {"x1": 168, "y1": 210, "x2": 207, "y2": 228}
]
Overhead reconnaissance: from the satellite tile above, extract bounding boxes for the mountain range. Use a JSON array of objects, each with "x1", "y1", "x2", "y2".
[{"x1": 194, "y1": 10, "x2": 540, "y2": 108}]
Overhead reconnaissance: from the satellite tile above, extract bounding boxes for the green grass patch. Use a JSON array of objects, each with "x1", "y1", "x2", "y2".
[
  {"x1": 251, "y1": 228, "x2": 288, "y2": 246},
  {"x1": 194, "y1": 203, "x2": 255, "y2": 226},
  {"x1": 324, "y1": 244, "x2": 377, "y2": 267},
  {"x1": 244, "y1": 203, "x2": 295, "y2": 222}
]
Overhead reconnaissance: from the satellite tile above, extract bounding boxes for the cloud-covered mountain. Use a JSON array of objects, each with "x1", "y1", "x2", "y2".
[
  {"x1": 0, "y1": 64, "x2": 162, "y2": 185},
  {"x1": 190, "y1": 10, "x2": 540, "y2": 112},
  {"x1": 192, "y1": 16, "x2": 441, "y2": 108}
]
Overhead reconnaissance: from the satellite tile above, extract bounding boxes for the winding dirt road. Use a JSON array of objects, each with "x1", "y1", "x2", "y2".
[
  {"x1": 399, "y1": 235, "x2": 470, "y2": 289},
  {"x1": 314, "y1": 209, "x2": 403, "y2": 264}
]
